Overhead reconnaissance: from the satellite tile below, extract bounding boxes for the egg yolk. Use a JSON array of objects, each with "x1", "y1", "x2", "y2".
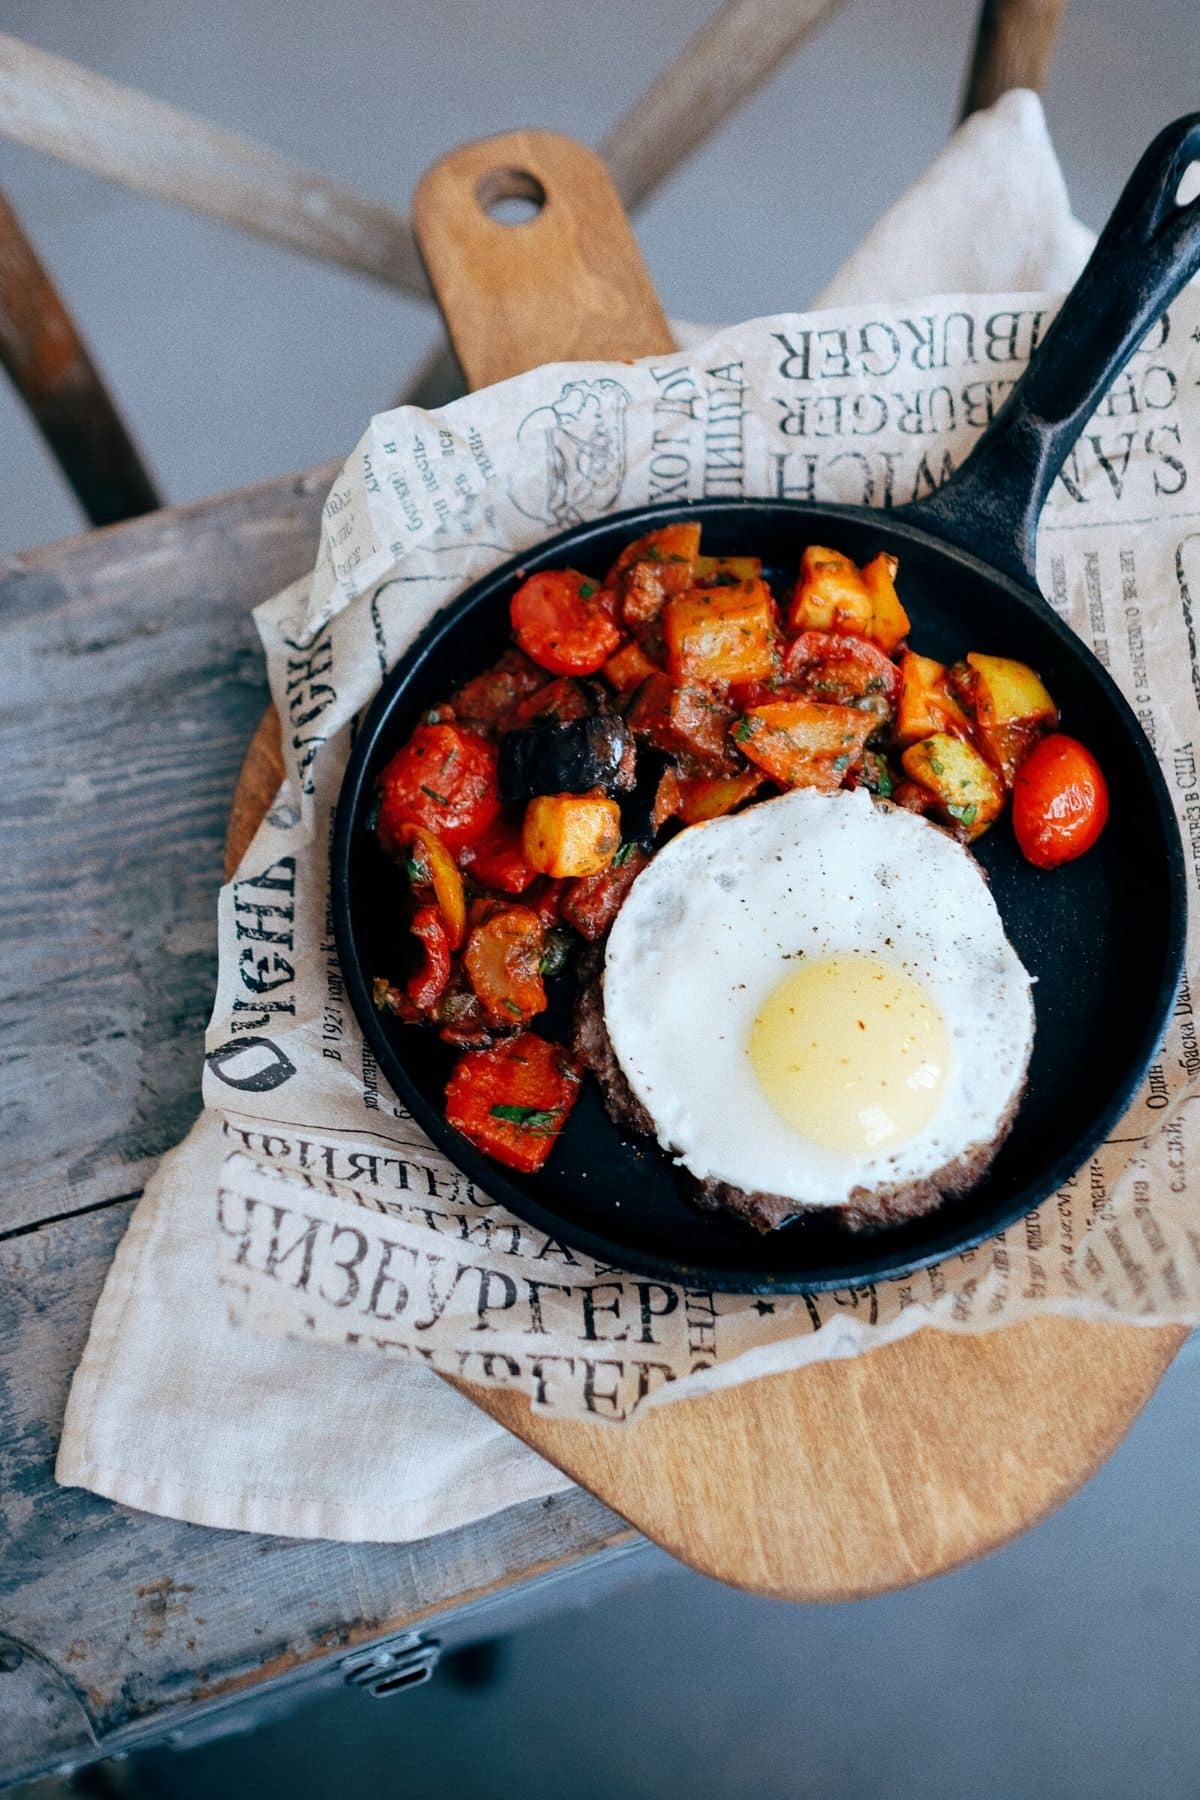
[{"x1": 748, "y1": 953, "x2": 948, "y2": 1155}]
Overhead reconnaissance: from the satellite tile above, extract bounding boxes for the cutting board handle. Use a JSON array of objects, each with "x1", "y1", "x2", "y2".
[{"x1": 412, "y1": 129, "x2": 675, "y2": 390}]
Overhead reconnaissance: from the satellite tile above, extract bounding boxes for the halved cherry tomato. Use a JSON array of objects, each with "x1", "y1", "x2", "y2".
[
  {"x1": 377, "y1": 723, "x2": 500, "y2": 853},
  {"x1": 388, "y1": 822, "x2": 466, "y2": 947},
  {"x1": 1012, "y1": 733, "x2": 1109, "y2": 868},
  {"x1": 445, "y1": 1032, "x2": 582, "y2": 1173},
  {"x1": 406, "y1": 906, "x2": 452, "y2": 1011},
  {"x1": 783, "y1": 630, "x2": 900, "y2": 710},
  {"x1": 510, "y1": 570, "x2": 622, "y2": 676},
  {"x1": 463, "y1": 906, "x2": 547, "y2": 1026}
]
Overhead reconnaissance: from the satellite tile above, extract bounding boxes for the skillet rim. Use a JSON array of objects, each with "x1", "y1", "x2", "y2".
[{"x1": 331, "y1": 496, "x2": 1188, "y2": 1293}]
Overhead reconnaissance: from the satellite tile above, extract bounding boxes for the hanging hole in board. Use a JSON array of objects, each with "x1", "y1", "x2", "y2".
[
  {"x1": 1174, "y1": 162, "x2": 1200, "y2": 207},
  {"x1": 476, "y1": 167, "x2": 547, "y2": 226}
]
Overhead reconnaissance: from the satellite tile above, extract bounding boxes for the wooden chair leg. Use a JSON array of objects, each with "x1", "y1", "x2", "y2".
[
  {"x1": 0, "y1": 183, "x2": 159, "y2": 526},
  {"x1": 960, "y1": 0, "x2": 1068, "y2": 120}
]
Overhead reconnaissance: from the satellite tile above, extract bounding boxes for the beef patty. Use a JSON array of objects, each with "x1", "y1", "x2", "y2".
[{"x1": 570, "y1": 952, "x2": 1028, "y2": 1235}]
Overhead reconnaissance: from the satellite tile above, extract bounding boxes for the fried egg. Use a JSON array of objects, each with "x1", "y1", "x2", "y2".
[{"x1": 602, "y1": 786, "x2": 1034, "y2": 1210}]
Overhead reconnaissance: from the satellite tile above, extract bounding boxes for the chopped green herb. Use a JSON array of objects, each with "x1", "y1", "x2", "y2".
[
  {"x1": 862, "y1": 755, "x2": 894, "y2": 797},
  {"x1": 404, "y1": 855, "x2": 429, "y2": 884},
  {"x1": 612, "y1": 842, "x2": 637, "y2": 866},
  {"x1": 947, "y1": 802, "x2": 978, "y2": 826},
  {"x1": 928, "y1": 758, "x2": 944, "y2": 777},
  {"x1": 578, "y1": 581, "x2": 598, "y2": 598},
  {"x1": 832, "y1": 752, "x2": 852, "y2": 773},
  {"x1": 733, "y1": 718, "x2": 757, "y2": 744},
  {"x1": 489, "y1": 1104, "x2": 562, "y2": 1133},
  {"x1": 501, "y1": 998, "x2": 523, "y2": 1018},
  {"x1": 420, "y1": 784, "x2": 449, "y2": 806},
  {"x1": 644, "y1": 545, "x2": 665, "y2": 562},
  {"x1": 364, "y1": 796, "x2": 381, "y2": 833}
]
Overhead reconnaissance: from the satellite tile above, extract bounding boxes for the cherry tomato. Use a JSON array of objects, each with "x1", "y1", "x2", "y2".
[
  {"x1": 1012, "y1": 733, "x2": 1109, "y2": 869},
  {"x1": 510, "y1": 569, "x2": 622, "y2": 676},
  {"x1": 377, "y1": 723, "x2": 500, "y2": 853},
  {"x1": 782, "y1": 630, "x2": 900, "y2": 706},
  {"x1": 458, "y1": 813, "x2": 538, "y2": 895}
]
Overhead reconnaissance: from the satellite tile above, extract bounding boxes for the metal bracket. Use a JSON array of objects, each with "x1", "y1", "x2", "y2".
[{"x1": 340, "y1": 1632, "x2": 441, "y2": 1698}]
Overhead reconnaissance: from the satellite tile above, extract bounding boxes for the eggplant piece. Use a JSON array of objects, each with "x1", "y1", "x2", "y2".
[
  {"x1": 499, "y1": 714, "x2": 633, "y2": 803},
  {"x1": 620, "y1": 746, "x2": 676, "y2": 850}
]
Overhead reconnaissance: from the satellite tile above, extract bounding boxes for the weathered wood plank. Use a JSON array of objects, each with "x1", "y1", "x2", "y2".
[
  {"x1": 0, "y1": 1200, "x2": 634, "y2": 1782},
  {"x1": 960, "y1": 0, "x2": 1067, "y2": 120},
  {"x1": 0, "y1": 33, "x2": 429, "y2": 297},
  {"x1": 598, "y1": 0, "x2": 847, "y2": 214},
  {"x1": 0, "y1": 183, "x2": 160, "y2": 526},
  {"x1": 0, "y1": 466, "x2": 334, "y2": 1232}
]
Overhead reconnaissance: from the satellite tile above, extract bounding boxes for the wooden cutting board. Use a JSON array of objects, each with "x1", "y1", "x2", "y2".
[{"x1": 226, "y1": 131, "x2": 1185, "y2": 1601}]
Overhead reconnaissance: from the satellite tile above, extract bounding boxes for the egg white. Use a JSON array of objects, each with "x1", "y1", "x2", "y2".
[{"x1": 601, "y1": 786, "x2": 1035, "y2": 1208}]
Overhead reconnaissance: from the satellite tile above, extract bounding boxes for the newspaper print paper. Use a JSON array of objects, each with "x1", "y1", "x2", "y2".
[{"x1": 207, "y1": 294, "x2": 1200, "y2": 1422}]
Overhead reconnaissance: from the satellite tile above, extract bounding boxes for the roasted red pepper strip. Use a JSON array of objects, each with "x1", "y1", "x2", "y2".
[{"x1": 406, "y1": 905, "x2": 452, "y2": 1010}]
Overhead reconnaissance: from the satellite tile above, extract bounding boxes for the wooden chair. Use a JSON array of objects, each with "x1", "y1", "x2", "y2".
[{"x1": 0, "y1": 0, "x2": 1065, "y2": 530}]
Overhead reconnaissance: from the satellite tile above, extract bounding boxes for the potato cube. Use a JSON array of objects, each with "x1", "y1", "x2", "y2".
[
  {"x1": 736, "y1": 700, "x2": 873, "y2": 791},
  {"x1": 607, "y1": 523, "x2": 701, "y2": 590},
  {"x1": 967, "y1": 652, "x2": 1059, "y2": 783},
  {"x1": 900, "y1": 733, "x2": 1004, "y2": 838},
  {"x1": 601, "y1": 639, "x2": 660, "y2": 692},
  {"x1": 967, "y1": 653, "x2": 1057, "y2": 724},
  {"x1": 896, "y1": 652, "x2": 972, "y2": 745},
  {"x1": 664, "y1": 580, "x2": 778, "y2": 687},
  {"x1": 860, "y1": 552, "x2": 911, "y2": 654},
  {"x1": 788, "y1": 545, "x2": 873, "y2": 635},
  {"x1": 676, "y1": 771, "x2": 764, "y2": 824},
  {"x1": 522, "y1": 793, "x2": 622, "y2": 877},
  {"x1": 693, "y1": 554, "x2": 763, "y2": 586}
]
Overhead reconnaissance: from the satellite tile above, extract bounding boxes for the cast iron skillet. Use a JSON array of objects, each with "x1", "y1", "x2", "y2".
[{"x1": 333, "y1": 117, "x2": 1198, "y2": 1293}]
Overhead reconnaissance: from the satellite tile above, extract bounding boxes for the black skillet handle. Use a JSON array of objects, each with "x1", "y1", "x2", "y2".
[{"x1": 904, "y1": 114, "x2": 1200, "y2": 589}]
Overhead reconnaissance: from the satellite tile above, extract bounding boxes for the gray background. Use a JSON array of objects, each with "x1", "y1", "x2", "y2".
[{"x1": 5, "y1": 2, "x2": 1200, "y2": 1795}]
